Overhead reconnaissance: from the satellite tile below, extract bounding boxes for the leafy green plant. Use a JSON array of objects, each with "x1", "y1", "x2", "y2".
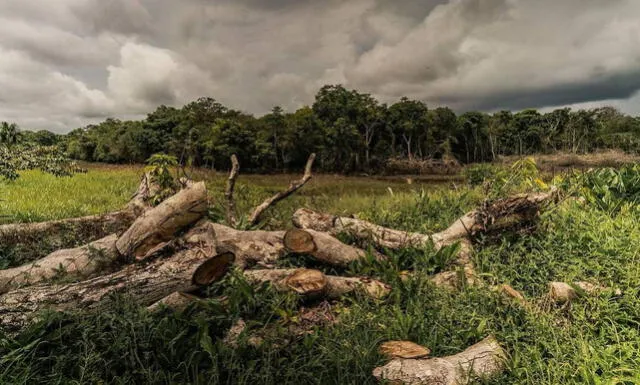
[
  {"x1": 0, "y1": 144, "x2": 80, "y2": 181},
  {"x1": 565, "y1": 164, "x2": 640, "y2": 213},
  {"x1": 145, "y1": 153, "x2": 178, "y2": 205}
]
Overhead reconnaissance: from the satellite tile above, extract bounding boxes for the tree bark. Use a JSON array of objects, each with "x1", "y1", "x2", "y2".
[
  {"x1": 373, "y1": 336, "x2": 506, "y2": 385},
  {"x1": 0, "y1": 223, "x2": 234, "y2": 333},
  {"x1": 116, "y1": 181, "x2": 209, "y2": 260},
  {"x1": 0, "y1": 234, "x2": 119, "y2": 294},
  {"x1": 243, "y1": 268, "x2": 390, "y2": 300},
  {"x1": 225, "y1": 154, "x2": 240, "y2": 227}
]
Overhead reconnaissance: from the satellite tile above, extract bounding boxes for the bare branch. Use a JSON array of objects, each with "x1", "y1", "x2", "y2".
[
  {"x1": 225, "y1": 154, "x2": 240, "y2": 227},
  {"x1": 247, "y1": 153, "x2": 316, "y2": 226}
]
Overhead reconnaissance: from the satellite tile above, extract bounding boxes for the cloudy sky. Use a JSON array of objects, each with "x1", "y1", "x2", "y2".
[{"x1": 1, "y1": 0, "x2": 640, "y2": 133}]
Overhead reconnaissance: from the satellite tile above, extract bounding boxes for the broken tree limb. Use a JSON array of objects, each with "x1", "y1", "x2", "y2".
[
  {"x1": 0, "y1": 234, "x2": 119, "y2": 294},
  {"x1": 373, "y1": 336, "x2": 506, "y2": 385},
  {"x1": 225, "y1": 154, "x2": 240, "y2": 227},
  {"x1": 116, "y1": 181, "x2": 209, "y2": 260},
  {"x1": 0, "y1": 223, "x2": 234, "y2": 333},
  {"x1": 247, "y1": 153, "x2": 316, "y2": 226},
  {"x1": 243, "y1": 268, "x2": 391, "y2": 300},
  {"x1": 211, "y1": 223, "x2": 378, "y2": 269},
  {"x1": 292, "y1": 190, "x2": 555, "y2": 253},
  {"x1": 0, "y1": 173, "x2": 154, "y2": 265}
]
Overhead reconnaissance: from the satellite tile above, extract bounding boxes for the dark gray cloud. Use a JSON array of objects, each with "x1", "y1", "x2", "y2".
[{"x1": 0, "y1": 0, "x2": 639, "y2": 133}]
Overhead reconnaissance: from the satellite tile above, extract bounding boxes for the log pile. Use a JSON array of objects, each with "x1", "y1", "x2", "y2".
[{"x1": 0, "y1": 155, "x2": 562, "y2": 383}]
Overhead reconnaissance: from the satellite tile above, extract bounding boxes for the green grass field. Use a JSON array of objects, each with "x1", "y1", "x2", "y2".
[{"x1": 1, "y1": 165, "x2": 639, "y2": 384}]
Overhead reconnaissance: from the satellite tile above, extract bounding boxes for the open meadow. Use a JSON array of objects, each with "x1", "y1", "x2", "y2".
[{"x1": 1, "y1": 163, "x2": 640, "y2": 384}]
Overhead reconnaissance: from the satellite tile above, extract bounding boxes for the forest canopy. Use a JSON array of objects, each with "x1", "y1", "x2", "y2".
[{"x1": 6, "y1": 85, "x2": 640, "y2": 173}]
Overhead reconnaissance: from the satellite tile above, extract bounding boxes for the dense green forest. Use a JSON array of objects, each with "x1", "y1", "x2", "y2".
[{"x1": 5, "y1": 85, "x2": 640, "y2": 173}]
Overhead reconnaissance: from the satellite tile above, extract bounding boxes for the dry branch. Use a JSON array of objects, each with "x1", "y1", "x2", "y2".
[
  {"x1": 0, "y1": 223, "x2": 234, "y2": 333},
  {"x1": 116, "y1": 181, "x2": 209, "y2": 260},
  {"x1": 243, "y1": 268, "x2": 391, "y2": 299},
  {"x1": 0, "y1": 234, "x2": 119, "y2": 294},
  {"x1": 225, "y1": 154, "x2": 240, "y2": 227},
  {"x1": 247, "y1": 153, "x2": 315, "y2": 225},
  {"x1": 373, "y1": 336, "x2": 506, "y2": 385}
]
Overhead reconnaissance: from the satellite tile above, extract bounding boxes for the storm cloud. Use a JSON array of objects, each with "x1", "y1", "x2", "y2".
[{"x1": 0, "y1": 0, "x2": 639, "y2": 132}]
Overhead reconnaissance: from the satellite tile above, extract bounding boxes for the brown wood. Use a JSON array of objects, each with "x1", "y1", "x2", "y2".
[
  {"x1": 116, "y1": 181, "x2": 209, "y2": 260},
  {"x1": 0, "y1": 223, "x2": 233, "y2": 333},
  {"x1": 373, "y1": 336, "x2": 506, "y2": 385},
  {"x1": 225, "y1": 154, "x2": 240, "y2": 227}
]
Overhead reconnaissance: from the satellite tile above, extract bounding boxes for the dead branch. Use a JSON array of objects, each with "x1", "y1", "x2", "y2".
[
  {"x1": 116, "y1": 181, "x2": 209, "y2": 260},
  {"x1": 0, "y1": 223, "x2": 234, "y2": 333},
  {"x1": 373, "y1": 336, "x2": 506, "y2": 385},
  {"x1": 247, "y1": 153, "x2": 316, "y2": 226},
  {"x1": 225, "y1": 154, "x2": 240, "y2": 227}
]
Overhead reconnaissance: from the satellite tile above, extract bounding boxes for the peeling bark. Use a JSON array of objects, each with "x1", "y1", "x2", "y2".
[
  {"x1": 116, "y1": 182, "x2": 209, "y2": 260},
  {"x1": 373, "y1": 336, "x2": 506, "y2": 385},
  {"x1": 243, "y1": 268, "x2": 391, "y2": 299},
  {"x1": 0, "y1": 223, "x2": 234, "y2": 333},
  {"x1": 0, "y1": 234, "x2": 119, "y2": 294}
]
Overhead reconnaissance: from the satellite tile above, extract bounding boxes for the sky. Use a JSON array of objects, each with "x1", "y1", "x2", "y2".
[{"x1": 1, "y1": 0, "x2": 640, "y2": 133}]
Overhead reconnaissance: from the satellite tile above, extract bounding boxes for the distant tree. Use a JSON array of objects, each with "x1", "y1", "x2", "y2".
[{"x1": 0, "y1": 122, "x2": 20, "y2": 146}]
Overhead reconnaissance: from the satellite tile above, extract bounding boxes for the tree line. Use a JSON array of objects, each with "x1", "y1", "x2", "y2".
[{"x1": 5, "y1": 85, "x2": 640, "y2": 173}]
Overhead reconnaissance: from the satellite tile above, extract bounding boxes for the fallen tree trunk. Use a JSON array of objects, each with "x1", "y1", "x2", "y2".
[
  {"x1": 292, "y1": 190, "x2": 555, "y2": 253},
  {"x1": 373, "y1": 336, "x2": 506, "y2": 385},
  {"x1": 0, "y1": 234, "x2": 119, "y2": 294},
  {"x1": 0, "y1": 223, "x2": 234, "y2": 333},
  {"x1": 116, "y1": 181, "x2": 209, "y2": 260},
  {"x1": 211, "y1": 224, "x2": 380, "y2": 269},
  {"x1": 243, "y1": 269, "x2": 391, "y2": 299},
  {"x1": 0, "y1": 174, "x2": 153, "y2": 265}
]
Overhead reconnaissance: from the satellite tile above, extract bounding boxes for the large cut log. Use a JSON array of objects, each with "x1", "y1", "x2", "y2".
[
  {"x1": 0, "y1": 174, "x2": 153, "y2": 265},
  {"x1": 243, "y1": 268, "x2": 390, "y2": 299},
  {"x1": 116, "y1": 181, "x2": 209, "y2": 260},
  {"x1": 292, "y1": 191, "x2": 555, "y2": 252},
  {"x1": 0, "y1": 234, "x2": 119, "y2": 294},
  {"x1": 373, "y1": 336, "x2": 506, "y2": 385},
  {"x1": 284, "y1": 229, "x2": 384, "y2": 267},
  {"x1": 0, "y1": 223, "x2": 234, "y2": 333},
  {"x1": 211, "y1": 224, "x2": 379, "y2": 269}
]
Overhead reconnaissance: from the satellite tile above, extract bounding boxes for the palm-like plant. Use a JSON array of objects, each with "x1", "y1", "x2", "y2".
[{"x1": 0, "y1": 122, "x2": 19, "y2": 146}]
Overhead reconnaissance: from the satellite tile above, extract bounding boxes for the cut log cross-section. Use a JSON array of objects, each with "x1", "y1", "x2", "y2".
[
  {"x1": 0, "y1": 223, "x2": 234, "y2": 333},
  {"x1": 373, "y1": 336, "x2": 506, "y2": 385},
  {"x1": 116, "y1": 181, "x2": 209, "y2": 260}
]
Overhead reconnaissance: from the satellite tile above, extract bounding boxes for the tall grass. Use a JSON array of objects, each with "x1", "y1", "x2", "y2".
[{"x1": 0, "y1": 165, "x2": 639, "y2": 384}]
